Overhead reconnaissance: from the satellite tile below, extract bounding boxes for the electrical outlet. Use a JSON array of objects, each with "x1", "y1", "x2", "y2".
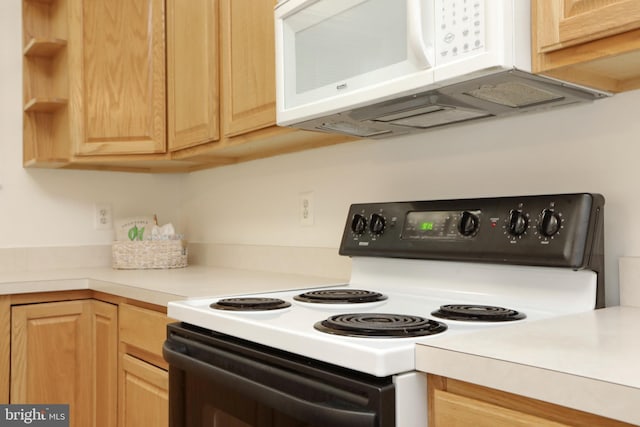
[
  {"x1": 94, "y1": 203, "x2": 113, "y2": 230},
  {"x1": 299, "y1": 192, "x2": 314, "y2": 226}
]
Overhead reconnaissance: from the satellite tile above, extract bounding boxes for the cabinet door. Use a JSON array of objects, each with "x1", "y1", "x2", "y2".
[
  {"x1": 11, "y1": 300, "x2": 118, "y2": 427},
  {"x1": 70, "y1": 0, "x2": 166, "y2": 156},
  {"x1": 0, "y1": 296, "x2": 9, "y2": 404},
  {"x1": 535, "y1": 0, "x2": 640, "y2": 52},
  {"x1": 93, "y1": 301, "x2": 119, "y2": 427},
  {"x1": 432, "y1": 389, "x2": 568, "y2": 427},
  {"x1": 220, "y1": 0, "x2": 277, "y2": 137},
  {"x1": 167, "y1": 0, "x2": 220, "y2": 152},
  {"x1": 428, "y1": 375, "x2": 634, "y2": 427},
  {"x1": 119, "y1": 354, "x2": 169, "y2": 427}
]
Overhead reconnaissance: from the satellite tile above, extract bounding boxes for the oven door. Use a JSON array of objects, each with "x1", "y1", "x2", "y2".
[{"x1": 163, "y1": 323, "x2": 395, "y2": 427}]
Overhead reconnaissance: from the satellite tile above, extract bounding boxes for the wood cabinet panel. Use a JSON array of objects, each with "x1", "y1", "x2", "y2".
[
  {"x1": 119, "y1": 354, "x2": 169, "y2": 427},
  {"x1": 532, "y1": 0, "x2": 640, "y2": 92},
  {"x1": 22, "y1": 0, "x2": 355, "y2": 171},
  {"x1": 93, "y1": 301, "x2": 118, "y2": 427},
  {"x1": 0, "y1": 296, "x2": 9, "y2": 404},
  {"x1": 119, "y1": 303, "x2": 174, "y2": 369},
  {"x1": 432, "y1": 389, "x2": 567, "y2": 427},
  {"x1": 536, "y1": 0, "x2": 640, "y2": 52},
  {"x1": 11, "y1": 300, "x2": 117, "y2": 427},
  {"x1": 428, "y1": 375, "x2": 634, "y2": 427},
  {"x1": 220, "y1": 0, "x2": 278, "y2": 137},
  {"x1": 22, "y1": 0, "x2": 71, "y2": 167},
  {"x1": 71, "y1": 0, "x2": 166, "y2": 156},
  {"x1": 167, "y1": 0, "x2": 220, "y2": 151}
]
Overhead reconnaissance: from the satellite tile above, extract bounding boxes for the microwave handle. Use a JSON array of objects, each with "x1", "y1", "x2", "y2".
[{"x1": 408, "y1": 0, "x2": 433, "y2": 69}]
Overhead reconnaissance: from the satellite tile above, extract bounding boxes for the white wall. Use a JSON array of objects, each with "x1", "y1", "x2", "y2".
[
  {"x1": 0, "y1": 0, "x2": 184, "y2": 248},
  {"x1": 183, "y1": 89, "x2": 640, "y2": 307}
]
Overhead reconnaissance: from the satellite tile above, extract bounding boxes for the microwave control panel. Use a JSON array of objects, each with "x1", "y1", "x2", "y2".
[{"x1": 435, "y1": 0, "x2": 485, "y2": 64}]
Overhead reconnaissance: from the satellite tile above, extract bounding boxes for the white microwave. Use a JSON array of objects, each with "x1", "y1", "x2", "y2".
[{"x1": 275, "y1": 0, "x2": 607, "y2": 138}]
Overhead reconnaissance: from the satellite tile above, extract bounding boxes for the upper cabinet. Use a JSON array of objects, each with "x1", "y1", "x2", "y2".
[
  {"x1": 166, "y1": 0, "x2": 220, "y2": 152},
  {"x1": 22, "y1": 0, "x2": 71, "y2": 167},
  {"x1": 532, "y1": 0, "x2": 640, "y2": 92},
  {"x1": 220, "y1": 0, "x2": 276, "y2": 137},
  {"x1": 22, "y1": 0, "x2": 354, "y2": 173},
  {"x1": 70, "y1": 0, "x2": 166, "y2": 156}
]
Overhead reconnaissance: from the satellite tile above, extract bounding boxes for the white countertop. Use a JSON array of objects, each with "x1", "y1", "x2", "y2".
[
  {"x1": 416, "y1": 305, "x2": 640, "y2": 425},
  {"x1": 0, "y1": 266, "x2": 343, "y2": 306}
]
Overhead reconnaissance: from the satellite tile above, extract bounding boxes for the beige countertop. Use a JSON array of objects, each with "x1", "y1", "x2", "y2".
[
  {"x1": 416, "y1": 305, "x2": 640, "y2": 425},
  {"x1": 0, "y1": 266, "x2": 344, "y2": 306}
]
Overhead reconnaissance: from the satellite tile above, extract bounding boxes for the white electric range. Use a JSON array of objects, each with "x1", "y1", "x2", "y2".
[{"x1": 165, "y1": 193, "x2": 604, "y2": 427}]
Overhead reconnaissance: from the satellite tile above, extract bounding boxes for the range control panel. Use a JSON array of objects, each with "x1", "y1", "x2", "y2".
[{"x1": 339, "y1": 193, "x2": 604, "y2": 269}]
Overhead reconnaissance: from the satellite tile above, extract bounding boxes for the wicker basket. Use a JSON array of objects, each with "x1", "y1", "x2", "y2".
[{"x1": 112, "y1": 240, "x2": 188, "y2": 269}]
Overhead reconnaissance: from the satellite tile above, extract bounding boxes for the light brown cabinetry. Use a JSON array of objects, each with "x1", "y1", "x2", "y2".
[
  {"x1": 167, "y1": 0, "x2": 220, "y2": 152},
  {"x1": 532, "y1": 0, "x2": 640, "y2": 92},
  {"x1": 118, "y1": 303, "x2": 174, "y2": 427},
  {"x1": 22, "y1": 0, "x2": 354, "y2": 173},
  {"x1": 0, "y1": 296, "x2": 9, "y2": 404},
  {"x1": 119, "y1": 354, "x2": 169, "y2": 427},
  {"x1": 11, "y1": 299, "x2": 118, "y2": 427},
  {"x1": 22, "y1": 0, "x2": 71, "y2": 167},
  {"x1": 22, "y1": 0, "x2": 181, "y2": 172},
  {"x1": 3, "y1": 291, "x2": 173, "y2": 426},
  {"x1": 220, "y1": 0, "x2": 276, "y2": 137},
  {"x1": 428, "y1": 374, "x2": 633, "y2": 427},
  {"x1": 69, "y1": 0, "x2": 166, "y2": 156}
]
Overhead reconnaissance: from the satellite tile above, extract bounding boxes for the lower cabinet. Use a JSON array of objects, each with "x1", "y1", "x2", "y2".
[
  {"x1": 427, "y1": 374, "x2": 633, "y2": 427},
  {"x1": 118, "y1": 303, "x2": 173, "y2": 427},
  {"x1": 119, "y1": 354, "x2": 169, "y2": 427},
  {"x1": 7, "y1": 294, "x2": 173, "y2": 427},
  {"x1": 11, "y1": 299, "x2": 118, "y2": 427}
]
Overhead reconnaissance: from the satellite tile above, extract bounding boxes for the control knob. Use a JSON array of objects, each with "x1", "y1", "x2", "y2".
[
  {"x1": 539, "y1": 209, "x2": 561, "y2": 237},
  {"x1": 508, "y1": 210, "x2": 528, "y2": 236},
  {"x1": 351, "y1": 214, "x2": 367, "y2": 235},
  {"x1": 369, "y1": 213, "x2": 386, "y2": 235},
  {"x1": 458, "y1": 211, "x2": 479, "y2": 236}
]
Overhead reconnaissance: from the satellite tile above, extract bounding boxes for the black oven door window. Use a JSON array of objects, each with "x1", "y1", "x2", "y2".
[{"x1": 163, "y1": 323, "x2": 395, "y2": 427}]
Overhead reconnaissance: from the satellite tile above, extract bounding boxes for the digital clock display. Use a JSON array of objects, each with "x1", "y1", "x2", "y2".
[
  {"x1": 401, "y1": 209, "x2": 481, "y2": 240},
  {"x1": 420, "y1": 222, "x2": 434, "y2": 231}
]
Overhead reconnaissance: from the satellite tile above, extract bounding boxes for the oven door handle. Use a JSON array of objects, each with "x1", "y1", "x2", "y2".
[{"x1": 163, "y1": 339, "x2": 380, "y2": 427}]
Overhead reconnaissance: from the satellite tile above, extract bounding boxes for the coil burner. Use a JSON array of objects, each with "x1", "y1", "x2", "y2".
[
  {"x1": 431, "y1": 304, "x2": 526, "y2": 322},
  {"x1": 314, "y1": 313, "x2": 447, "y2": 338},
  {"x1": 210, "y1": 297, "x2": 291, "y2": 311},
  {"x1": 294, "y1": 289, "x2": 388, "y2": 304}
]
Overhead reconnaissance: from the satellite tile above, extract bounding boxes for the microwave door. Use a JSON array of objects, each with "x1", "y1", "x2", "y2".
[{"x1": 276, "y1": 0, "x2": 437, "y2": 125}]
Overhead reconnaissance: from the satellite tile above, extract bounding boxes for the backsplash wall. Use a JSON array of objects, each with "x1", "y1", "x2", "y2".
[{"x1": 183, "y1": 89, "x2": 640, "y2": 307}]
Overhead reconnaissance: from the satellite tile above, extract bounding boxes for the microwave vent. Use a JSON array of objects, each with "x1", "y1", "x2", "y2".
[
  {"x1": 382, "y1": 107, "x2": 490, "y2": 129},
  {"x1": 317, "y1": 121, "x2": 392, "y2": 138},
  {"x1": 373, "y1": 105, "x2": 445, "y2": 122},
  {"x1": 464, "y1": 82, "x2": 564, "y2": 108}
]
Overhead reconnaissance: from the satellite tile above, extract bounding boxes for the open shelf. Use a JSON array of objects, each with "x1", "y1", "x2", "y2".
[
  {"x1": 24, "y1": 97, "x2": 68, "y2": 113},
  {"x1": 24, "y1": 38, "x2": 67, "y2": 57},
  {"x1": 22, "y1": 0, "x2": 72, "y2": 167}
]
